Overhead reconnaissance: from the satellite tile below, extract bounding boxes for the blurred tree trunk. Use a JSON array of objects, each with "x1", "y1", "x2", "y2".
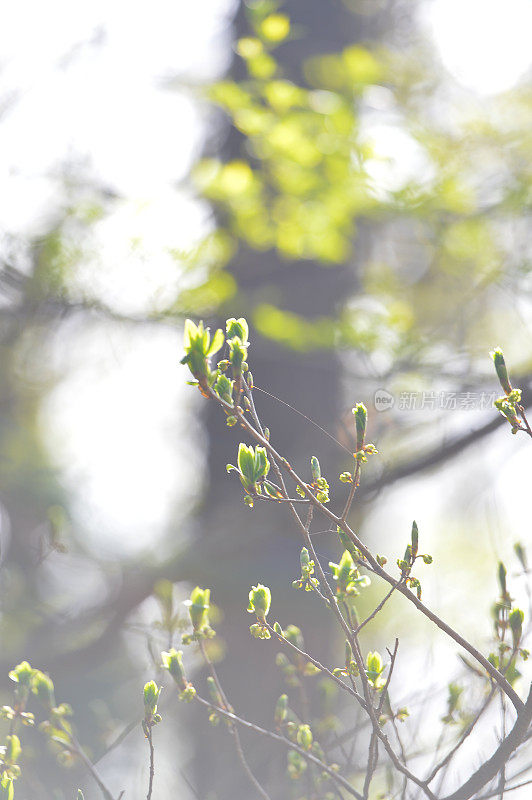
[{"x1": 188, "y1": 2, "x2": 393, "y2": 797}]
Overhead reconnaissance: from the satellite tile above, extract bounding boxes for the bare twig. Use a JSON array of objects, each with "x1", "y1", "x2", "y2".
[
  {"x1": 194, "y1": 694, "x2": 364, "y2": 799},
  {"x1": 146, "y1": 728, "x2": 155, "y2": 800},
  {"x1": 198, "y1": 640, "x2": 272, "y2": 800}
]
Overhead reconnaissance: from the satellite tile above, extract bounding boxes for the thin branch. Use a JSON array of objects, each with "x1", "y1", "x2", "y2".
[
  {"x1": 146, "y1": 728, "x2": 155, "y2": 800},
  {"x1": 264, "y1": 621, "x2": 367, "y2": 710},
  {"x1": 194, "y1": 694, "x2": 364, "y2": 799},
  {"x1": 216, "y1": 392, "x2": 524, "y2": 715},
  {"x1": 198, "y1": 640, "x2": 272, "y2": 800},
  {"x1": 355, "y1": 580, "x2": 403, "y2": 636},
  {"x1": 60, "y1": 728, "x2": 117, "y2": 800},
  {"x1": 440, "y1": 685, "x2": 532, "y2": 800}
]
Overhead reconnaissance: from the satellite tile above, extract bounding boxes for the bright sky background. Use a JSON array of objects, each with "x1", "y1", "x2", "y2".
[{"x1": 1, "y1": 0, "x2": 532, "y2": 560}]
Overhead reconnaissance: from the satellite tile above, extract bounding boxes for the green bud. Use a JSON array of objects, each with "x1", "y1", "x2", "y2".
[
  {"x1": 161, "y1": 649, "x2": 187, "y2": 689},
  {"x1": 228, "y1": 337, "x2": 248, "y2": 377},
  {"x1": 207, "y1": 676, "x2": 223, "y2": 707},
  {"x1": 411, "y1": 521, "x2": 418, "y2": 559},
  {"x1": 77, "y1": 792, "x2": 85, "y2": 800},
  {"x1": 422, "y1": 554, "x2": 433, "y2": 565},
  {"x1": 179, "y1": 684, "x2": 197, "y2": 702},
  {"x1": 143, "y1": 681, "x2": 161, "y2": 714},
  {"x1": 214, "y1": 373, "x2": 234, "y2": 405},
  {"x1": 247, "y1": 584, "x2": 271, "y2": 621},
  {"x1": 366, "y1": 651, "x2": 384, "y2": 683},
  {"x1": 514, "y1": 542, "x2": 528, "y2": 571},
  {"x1": 300, "y1": 547, "x2": 310, "y2": 571},
  {"x1": 184, "y1": 587, "x2": 211, "y2": 632},
  {"x1": 491, "y1": 348, "x2": 512, "y2": 395},
  {"x1": 310, "y1": 456, "x2": 321, "y2": 482},
  {"x1": 8, "y1": 661, "x2": 34, "y2": 687},
  {"x1": 353, "y1": 403, "x2": 367, "y2": 451},
  {"x1": 4, "y1": 735, "x2": 21, "y2": 766},
  {"x1": 282, "y1": 625, "x2": 304, "y2": 649},
  {"x1": 498, "y1": 562, "x2": 508, "y2": 598},
  {"x1": 287, "y1": 749, "x2": 307, "y2": 779},
  {"x1": 273, "y1": 621, "x2": 283, "y2": 636},
  {"x1": 296, "y1": 724, "x2": 313, "y2": 751},
  {"x1": 509, "y1": 608, "x2": 524, "y2": 648},
  {"x1": 32, "y1": 671, "x2": 55, "y2": 708},
  {"x1": 337, "y1": 527, "x2": 358, "y2": 559},
  {"x1": 249, "y1": 623, "x2": 271, "y2": 639},
  {"x1": 339, "y1": 471, "x2": 352, "y2": 483},
  {"x1": 181, "y1": 319, "x2": 224, "y2": 388},
  {"x1": 274, "y1": 694, "x2": 288, "y2": 726},
  {"x1": 0, "y1": 777, "x2": 14, "y2": 800},
  {"x1": 226, "y1": 317, "x2": 249, "y2": 344},
  {"x1": 263, "y1": 427, "x2": 270, "y2": 441}
]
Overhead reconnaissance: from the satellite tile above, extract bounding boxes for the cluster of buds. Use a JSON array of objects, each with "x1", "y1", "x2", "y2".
[
  {"x1": 180, "y1": 320, "x2": 225, "y2": 395},
  {"x1": 0, "y1": 735, "x2": 21, "y2": 783},
  {"x1": 396, "y1": 521, "x2": 432, "y2": 598},
  {"x1": 9, "y1": 664, "x2": 78, "y2": 769},
  {"x1": 292, "y1": 547, "x2": 319, "y2": 591},
  {"x1": 491, "y1": 349, "x2": 524, "y2": 434},
  {"x1": 227, "y1": 443, "x2": 278, "y2": 507},
  {"x1": 181, "y1": 317, "x2": 251, "y2": 413},
  {"x1": 142, "y1": 681, "x2": 162, "y2": 737},
  {"x1": 247, "y1": 584, "x2": 272, "y2": 639},
  {"x1": 273, "y1": 695, "x2": 337, "y2": 784},
  {"x1": 2, "y1": 662, "x2": 35, "y2": 730},
  {"x1": 488, "y1": 561, "x2": 528, "y2": 677},
  {"x1": 273, "y1": 625, "x2": 321, "y2": 687},
  {"x1": 329, "y1": 549, "x2": 370, "y2": 603},
  {"x1": 182, "y1": 587, "x2": 215, "y2": 644},
  {"x1": 161, "y1": 649, "x2": 196, "y2": 702},
  {"x1": 299, "y1": 456, "x2": 330, "y2": 503}
]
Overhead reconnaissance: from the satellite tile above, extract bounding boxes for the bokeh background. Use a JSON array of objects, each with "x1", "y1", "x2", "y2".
[{"x1": 1, "y1": 0, "x2": 532, "y2": 797}]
